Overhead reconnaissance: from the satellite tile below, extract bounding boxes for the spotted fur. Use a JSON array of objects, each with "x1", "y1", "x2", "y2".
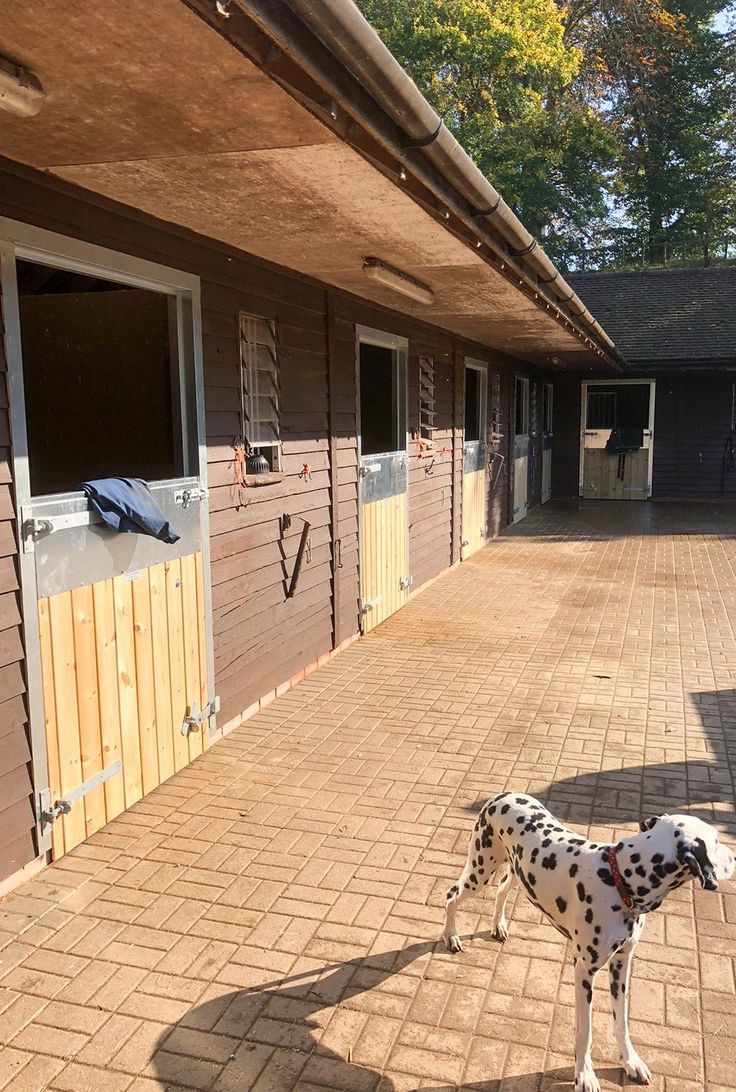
[{"x1": 441, "y1": 792, "x2": 734, "y2": 1092}]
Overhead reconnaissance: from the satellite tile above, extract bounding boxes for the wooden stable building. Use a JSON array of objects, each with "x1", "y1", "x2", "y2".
[
  {"x1": 0, "y1": 0, "x2": 617, "y2": 889},
  {"x1": 555, "y1": 268, "x2": 736, "y2": 501}
]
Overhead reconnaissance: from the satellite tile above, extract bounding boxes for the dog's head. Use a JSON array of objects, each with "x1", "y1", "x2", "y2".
[{"x1": 639, "y1": 814, "x2": 735, "y2": 891}]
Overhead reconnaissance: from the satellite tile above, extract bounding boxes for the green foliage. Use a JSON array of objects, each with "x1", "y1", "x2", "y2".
[{"x1": 356, "y1": 0, "x2": 736, "y2": 269}]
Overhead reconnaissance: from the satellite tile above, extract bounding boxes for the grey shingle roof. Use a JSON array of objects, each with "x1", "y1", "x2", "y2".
[{"x1": 569, "y1": 267, "x2": 736, "y2": 365}]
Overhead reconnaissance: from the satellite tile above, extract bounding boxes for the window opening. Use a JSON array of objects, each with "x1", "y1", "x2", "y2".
[
  {"x1": 238, "y1": 313, "x2": 280, "y2": 471},
  {"x1": 543, "y1": 383, "x2": 554, "y2": 434},
  {"x1": 16, "y1": 258, "x2": 187, "y2": 497},
  {"x1": 464, "y1": 367, "x2": 482, "y2": 442},
  {"x1": 419, "y1": 357, "x2": 435, "y2": 440},
  {"x1": 359, "y1": 341, "x2": 403, "y2": 456},
  {"x1": 515, "y1": 377, "x2": 529, "y2": 436}
]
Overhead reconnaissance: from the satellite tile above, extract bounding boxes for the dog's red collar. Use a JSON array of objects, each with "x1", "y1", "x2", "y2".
[{"x1": 607, "y1": 846, "x2": 635, "y2": 910}]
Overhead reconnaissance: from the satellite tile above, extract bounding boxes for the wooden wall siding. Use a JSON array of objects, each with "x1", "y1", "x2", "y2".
[
  {"x1": 549, "y1": 377, "x2": 581, "y2": 497},
  {"x1": 651, "y1": 374, "x2": 736, "y2": 499},
  {"x1": 203, "y1": 280, "x2": 336, "y2": 723},
  {"x1": 38, "y1": 553, "x2": 208, "y2": 858},
  {"x1": 553, "y1": 372, "x2": 736, "y2": 500},
  {"x1": 528, "y1": 379, "x2": 543, "y2": 509},
  {"x1": 0, "y1": 162, "x2": 558, "y2": 880},
  {"x1": 0, "y1": 299, "x2": 33, "y2": 884},
  {"x1": 408, "y1": 343, "x2": 454, "y2": 590}
]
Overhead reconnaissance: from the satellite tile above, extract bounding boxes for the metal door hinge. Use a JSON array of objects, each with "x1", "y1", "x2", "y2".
[
  {"x1": 181, "y1": 696, "x2": 221, "y2": 736},
  {"x1": 399, "y1": 575, "x2": 413, "y2": 591},
  {"x1": 461, "y1": 538, "x2": 470, "y2": 547},
  {"x1": 360, "y1": 596, "x2": 382, "y2": 615},
  {"x1": 21, "y1": 507, "x2": 52, "y2": 553},
  {"x1": 38, "y1": 761, "x2": 123, "y2": 830}
]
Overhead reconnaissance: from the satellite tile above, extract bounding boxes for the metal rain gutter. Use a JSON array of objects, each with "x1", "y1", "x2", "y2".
[{"x1": 280, "y1": 0, "x2": 616, "y2": 355}]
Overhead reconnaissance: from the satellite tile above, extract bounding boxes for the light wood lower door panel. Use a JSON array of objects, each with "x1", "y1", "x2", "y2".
[
  {"x1": 360, "y1": 493, "x2": 408, "y2": 633},
  {"x1": 582, "y1": 449, "x2": 649, "y2": 499},
  {"x1": 461, "y1": 469, "x2": 486, "y2": 559},
  {"x1": 513, "y1": 455, "x2": 528, "y2": 522},
  {"x1": 38, "y1": 552, "x2": 209, "y2": 858}
]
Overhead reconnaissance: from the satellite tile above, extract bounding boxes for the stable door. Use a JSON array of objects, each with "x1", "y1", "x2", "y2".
[
  {"x1": 461, "y1": 360, "x2": 488, "y2": 559},
  {"x1": 581, "y1": 381, "x2": 655, "y2": 500},
  {"x1": 513, "y1": 377, "x2": 530, "y2": 522},
  {"x1": 1, "y1": 220, "x2": 216, "y2": 860},
  {"x1": 357, "y1": 328, "x2": 409, "y2": 633}
]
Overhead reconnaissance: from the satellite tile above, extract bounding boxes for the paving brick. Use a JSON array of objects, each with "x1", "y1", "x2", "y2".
[{"x1": 1, "y1": 502, "x2": 735, "y2": 1091}]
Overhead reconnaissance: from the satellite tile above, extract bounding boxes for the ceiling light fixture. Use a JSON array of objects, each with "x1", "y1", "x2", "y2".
[
  {"x1": 0, "y1": 56, "x2": 44, "y2": 117},
  {"x1": 363, "y1": 258, "x2": 434, "y2": 305}
]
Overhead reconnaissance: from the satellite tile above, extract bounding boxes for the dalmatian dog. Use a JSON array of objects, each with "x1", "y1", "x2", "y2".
[{"x1": 442, "y1": 792, "x2": 734, "y2": 1092}]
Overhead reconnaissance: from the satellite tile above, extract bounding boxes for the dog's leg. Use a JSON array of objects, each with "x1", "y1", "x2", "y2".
[
  {"x1": 610, "y1": 939, "x2": 651, "y2": 1085},
  {"x1": 442, "y1": 822, "x2": 502, "y2": 953},
  {"x1": 573, "y1": 961, "x2": 600, "y2": 1092},
  {"x1": 491, "y1": 865, "x2": 516, "y2": 941}
]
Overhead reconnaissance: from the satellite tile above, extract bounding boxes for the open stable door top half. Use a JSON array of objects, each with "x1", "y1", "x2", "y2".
[
  {"x1": 0, "y1": 218, "x2": 216, "y2": 859},
  {"x1": 357, "y1": 327, "x2": 409, "y2": 633}
]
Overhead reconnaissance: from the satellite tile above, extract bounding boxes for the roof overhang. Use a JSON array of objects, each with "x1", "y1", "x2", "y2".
[{"x1": 0, "y1": 0, "x2": 618, "y2": 370}]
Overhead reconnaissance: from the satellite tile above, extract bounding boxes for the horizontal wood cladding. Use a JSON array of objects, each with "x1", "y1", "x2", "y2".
[
  {"x1": 0, "y1": 300, "x2": 32, "y2": 884},
  {"x1": 553, "y1": 371, "x2": 736, "y2": 500},
  {"x1": 201, "y1": 280, "x2": 336, "y2": 723},
  {"x1": 651, "y1": 373, "x2": 736, "y2": 499},
  {"x1": 0, "y1": 161, "x2": 545, "y2": 882}
]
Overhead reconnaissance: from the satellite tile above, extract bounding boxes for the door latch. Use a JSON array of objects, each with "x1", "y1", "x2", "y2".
[
  {"x1": 181, "y1": 696, "x2": 221, "y2": 736},
  {"x1": 174, "y1": 487, "x2": 208, "y2": 508},
  {"x1": 21, "y1": 517, "x2": 52, "y2": 553},
  {"x1": 399, "y1": 576, "x2": 413, "y2": 591}
]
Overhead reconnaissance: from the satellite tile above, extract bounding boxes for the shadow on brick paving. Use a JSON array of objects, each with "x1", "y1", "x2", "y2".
[
  {"x1": 463, "y1": 688, "x2": 736, "y2": 831},
  {"x1": 151, "y1": 939, "x2": 604, "y2": 1091}
]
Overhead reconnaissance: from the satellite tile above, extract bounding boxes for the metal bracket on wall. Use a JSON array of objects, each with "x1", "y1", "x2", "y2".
[
  {"x1": 38, "y1": 761, "x2": 123, "y2": 830},
  {"x1": 181, "y1": 696, "x2": 221, "y2": 736},
  {"x1": 399, "y1": 576, "x2": 413, "y2": 591}
]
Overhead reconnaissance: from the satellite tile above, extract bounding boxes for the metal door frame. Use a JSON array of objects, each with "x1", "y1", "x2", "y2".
[
  {"x1": 579, "y1": 378, "x2": 656, "y2": 498},
  {"x1": 461, "y1": 358, "x2": 488, "y2": 554},
  {"x1": 541, "y1": 381, "x2": 554, "y2": 503},
  {"x1": 355, "y1": 325, "x2": 409, "y2": 628},
  {"x1": 0, "y1": 217, "x2": 214, "y2": 854}
]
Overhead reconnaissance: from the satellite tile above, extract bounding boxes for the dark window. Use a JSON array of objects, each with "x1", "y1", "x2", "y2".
[
  {"x1": 587, "y1": 385, "x2": 650, "y2": 430},
  {"x1": 465, "y1": 367, "x2": 481, "y2": 441},
  {"x1": 360, "y1": 342, "x2": 399, "y2": 455},
  {"x1": 587, "y1": 391, "x2": 617, "y2": 429},
  {"x1": 543, "y1": 384, "x2": 554, "y2": 433},
  {"x1": 515, "y1": 378, "x2": 529, "y2": 436},
  {"x1": 17, "y1": 259, "x2": 185, "y2": 496}
]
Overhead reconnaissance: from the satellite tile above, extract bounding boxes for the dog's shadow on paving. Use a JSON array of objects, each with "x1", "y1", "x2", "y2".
[{"x1": 150, "y1": 939, "x2": 600, "y2": 1091}]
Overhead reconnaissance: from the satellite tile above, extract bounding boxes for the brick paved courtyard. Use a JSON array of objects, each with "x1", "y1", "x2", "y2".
[{"x1": 1, "y1": 500, "x2": 735, "y2": 1092}]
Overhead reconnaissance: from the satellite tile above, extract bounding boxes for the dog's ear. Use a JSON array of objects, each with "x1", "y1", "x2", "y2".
[
  {"x1": 677, "y1": 837, "x2": 718, "y2": 891},
  {"x1": 639, "y1": 815, "x2": 660, "y2": 832}
]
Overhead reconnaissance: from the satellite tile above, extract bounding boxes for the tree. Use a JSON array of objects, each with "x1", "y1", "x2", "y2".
[
  {"x1": 356, "y1": 0, "x2": 617, "y2": 267},
  {"x1": 357, "y1": 0, "x2": 736, "y2": 269}
]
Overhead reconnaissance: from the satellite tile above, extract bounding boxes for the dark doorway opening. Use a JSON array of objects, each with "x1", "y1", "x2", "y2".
[
  {"x1": 359, "y1": 342, "x2": 398, "y2": 456},
  {"x1": 16, "y1": 258, "x2": 183, "y2": 496}
]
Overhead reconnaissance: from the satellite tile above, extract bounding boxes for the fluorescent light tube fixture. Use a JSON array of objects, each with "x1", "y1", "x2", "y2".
[
  {"x1": 0, "y1": 56, "x2": 44, "y2": 117},
  {"x1": 363, "y1": 258, "x2": 434, "y2": 305}
]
